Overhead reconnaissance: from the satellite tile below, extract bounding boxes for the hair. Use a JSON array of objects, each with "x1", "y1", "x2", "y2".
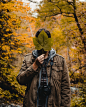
[{"x1": 35, "y1": 28, "x2": 51, "y2": 38}]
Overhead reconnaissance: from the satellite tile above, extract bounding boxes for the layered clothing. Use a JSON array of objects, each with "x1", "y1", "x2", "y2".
[{"x1": 17, "y1": 49, "x2": 71, "y2": 107}]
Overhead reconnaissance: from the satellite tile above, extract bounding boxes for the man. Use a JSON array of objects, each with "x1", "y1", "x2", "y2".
[{"x1": 17, "y1": 28, "x2": 71, "y2": 107}]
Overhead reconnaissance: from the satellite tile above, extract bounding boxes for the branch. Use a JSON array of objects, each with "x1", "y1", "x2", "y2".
[
  {"x1": 39, "y1": 12, "x2": 61, "y2": 19},
  {"x1": 28, "y1": 0, "x2": 38, "y2": 3},
  {"x1": 62, "y1": 14, "x2": 74, "y2": 17},
  {"x1": 70, "y1": 66, "x2": 85, "y2": 78},
  {"x1": 73, "y1": 0, "x2": 85, "y2": 51},
  {"x1": 48, "y1": 1, "x2": 60, "y2": 4},
  {"x1": 48, "y1": 1, "x2": 62, "y2": 14},
  {"x1": 66, "y1": 0, "x2": 73, "y2": 5},
  {"x1": 48, "y1": 0, "x2": 73, "y2": 6}
]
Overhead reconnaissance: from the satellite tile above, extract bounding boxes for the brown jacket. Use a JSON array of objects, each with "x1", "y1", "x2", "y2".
[{"x1": 17, "y1": 49, "x2": 71, "y2": 107}]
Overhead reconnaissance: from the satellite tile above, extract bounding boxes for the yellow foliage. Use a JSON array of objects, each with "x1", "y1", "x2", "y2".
[
  {"x1": 0, "y1": 0, "x2": 36, "y2": 102},
  {"x1": 2, "y1": 45, "x2": 10, "y2": 51}
]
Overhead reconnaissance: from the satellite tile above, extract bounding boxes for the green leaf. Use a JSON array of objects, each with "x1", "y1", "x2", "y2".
[
  {"x1": 33, "y1": 30, "x2": 53, "y2": 51},
  {"x1": 33, "y1": 38, "x2": 42, "y2": 50}
]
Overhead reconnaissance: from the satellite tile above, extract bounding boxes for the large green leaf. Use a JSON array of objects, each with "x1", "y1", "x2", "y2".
[
  {"x1": 33, "y1": 38, "x2": 42, "y2": 50},
  {"x1": 33, "y1": 30, "x2": 53, "y2": 51}
]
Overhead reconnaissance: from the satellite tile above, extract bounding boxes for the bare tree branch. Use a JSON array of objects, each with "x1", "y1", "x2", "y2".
[
  {"x1": 28, "y1": 0, "x2": 38, "y2": 3},
  {"x1": 70, "y1": 66, "x2": 85, "y2": 78}
]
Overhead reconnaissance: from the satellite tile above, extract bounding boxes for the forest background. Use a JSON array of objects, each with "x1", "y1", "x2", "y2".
[{"x1": 0, "y1": 0, "x2": 86, "y2": 106}]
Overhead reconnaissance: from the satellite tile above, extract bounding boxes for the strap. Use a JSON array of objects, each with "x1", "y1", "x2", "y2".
[
  {"x1": 45, "y1": 96, "x2": 48, "y2": 107},
  {"x1": 49, "y1": 58, "x2": 53, "y2": 85},
  {"x1": 38, "y1": 67, "x2": 42, "y2": 87}
]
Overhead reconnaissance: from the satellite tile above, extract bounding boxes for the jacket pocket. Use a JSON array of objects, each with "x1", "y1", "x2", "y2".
[
  {"x1": 52, "y1": 66, "x2": 63, "y2": 72},
  {"x1": 52, "y1": 66, "x2": 63, "y2": 81}
]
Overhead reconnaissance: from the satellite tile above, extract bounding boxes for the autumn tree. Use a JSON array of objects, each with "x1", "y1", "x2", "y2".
[
  {"x1": 37, "y1": 0, "x2": 86, "y2": 81},
  {"x1": 0, "y1": 0, "x2": 34, "y2": 103},
  {"x1": 36, "y1": 1, "x2": 86, "y2": 106}
]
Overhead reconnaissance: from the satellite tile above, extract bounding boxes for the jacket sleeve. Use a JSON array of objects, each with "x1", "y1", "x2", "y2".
[
  {"x1": 16, "y1": 55, "x2": 38, "y2": 85},
  {"x1": 60, "y1": 58, "x2": 71, "y2": 107}
]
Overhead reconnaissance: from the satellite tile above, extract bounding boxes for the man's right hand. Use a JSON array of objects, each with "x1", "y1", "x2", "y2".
[
  {"x1": 33, "y1": 54, "x2": 45, "y2": 71},
  {"x1": 37, "y1": 54, "x2": 45, "y2": 64}
]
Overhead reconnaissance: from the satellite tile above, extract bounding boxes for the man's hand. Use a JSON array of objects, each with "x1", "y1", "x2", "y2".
[
  {"x1": 37, "y1": 54, "x2": 45, "y2": 64},
  {"x1": 33, "y1": 54, "x2": 45, "y2": 71}
]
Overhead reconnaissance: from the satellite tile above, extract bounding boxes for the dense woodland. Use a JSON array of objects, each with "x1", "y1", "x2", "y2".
[{"x1": 0, "y1": 0, "x2": 86, "y2": 106}]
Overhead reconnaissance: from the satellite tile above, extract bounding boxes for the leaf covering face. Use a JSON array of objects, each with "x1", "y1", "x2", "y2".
[{"x1": 33, "y1": 30, "x2": 53, "y2": 51}]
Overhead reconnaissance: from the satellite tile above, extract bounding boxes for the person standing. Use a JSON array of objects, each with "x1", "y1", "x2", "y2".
[{"x1": 17, "y1": 28, "x2": 71, "y2": 107}]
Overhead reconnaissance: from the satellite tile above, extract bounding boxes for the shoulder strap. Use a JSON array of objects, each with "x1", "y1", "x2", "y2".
[{"x1": 49, "y1": 58, "x2": 53, "y2": 85}]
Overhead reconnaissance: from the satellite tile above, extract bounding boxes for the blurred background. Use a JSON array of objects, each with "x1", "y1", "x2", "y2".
[{"x1": 0, "y1": 0, "x2": 86, "y2": 106}]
